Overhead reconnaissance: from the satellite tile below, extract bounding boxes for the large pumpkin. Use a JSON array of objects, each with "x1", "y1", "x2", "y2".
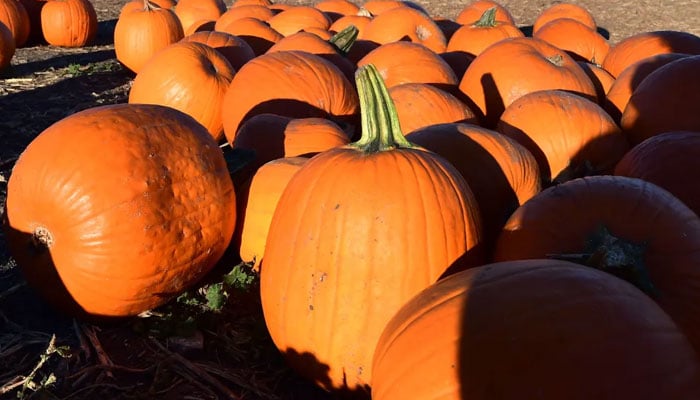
[
  {"x1": 360, "y1": 6, "x2": 447, "y2": 53},
  {"x1": 40, "y1": 0, "x2": 98, "y2": 47},
  {"x1": 3, "y1": 104, "x2": 236, "y2": 319},
  {"x1": 493, "y1": 175, "x2": 700, "y2": 354},
  {"x1": 260, "y1": 64, "x2": 483, "y2": 392},
  {"x1": 372, "y1": 259, "x2": 700, "y2": 399},
  {"x1": 447, "y1": 7, "x2": 524, "y2": 58}
]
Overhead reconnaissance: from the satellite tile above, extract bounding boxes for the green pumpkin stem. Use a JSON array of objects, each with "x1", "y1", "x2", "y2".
[
  {"x1": 329, "y1": 25, "x2": 359, "y2": 55},
  {"x1": 352, "y1": 64, "x2": 415, "y2": 153},
  {"x1": 548, "y1": 225, "x2": 657, "y2": 298},
  {"x1": 473, "y1": 7, "x2": 498, "y2": 27}
]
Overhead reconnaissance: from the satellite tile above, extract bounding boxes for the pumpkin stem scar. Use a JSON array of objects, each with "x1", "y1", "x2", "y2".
[
  {"x1": 546, "y1": 54, "x2": 564, "y2": 67},
  {"x1": 548, "y1": 225, "x2": 657, "y2": 298},
  {"x1": 351, "y1": 64, "x2": 416, "y2": 154},
  {"x1": 31, "y1": 226, "x2": 54, "y2": 253}
]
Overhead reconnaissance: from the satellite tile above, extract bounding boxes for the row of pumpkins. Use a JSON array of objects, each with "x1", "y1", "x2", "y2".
[{"x1": 4, "y1": 0, "x2": 700, "y2": 398}]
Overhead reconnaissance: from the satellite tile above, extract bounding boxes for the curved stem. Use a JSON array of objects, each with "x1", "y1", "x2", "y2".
[
  {"x1": 352, "y1": 64, "x2": 415, "y2": 154},
  {"x1": 473, "y1": 7, "x2": 498, "y2": 27},
  {"x1": 329, "y1": 25, "x2": 359, "y2": 55}
]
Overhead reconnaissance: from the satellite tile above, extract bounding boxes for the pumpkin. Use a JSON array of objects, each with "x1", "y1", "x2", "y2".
[
  {"x1": 214, "y1": 5, "x2": 274, "y2": 31},
  {"x1": 329, "y1": 14, "x2": 371, "y2": 37},
  {"x1": 389, "y1": 83, "x2": 480, "y2": 134},
  {"x1": 602, "y1": 30, "x2": 700, "y2": 78},
  {"x1": 434, "y1": 17, "x2": 461, "y2": 42},
  {"x1": 128, "y1": 41, "x2": 236, "y2": 142},
  {"x1": 183, "y1": 19, "x2": 215, "y2": 35},
  {"x1": 267, "y1": 6, "x2": 331, "y2": 37},
  {"x1": 406, "y1": 123, "x2": 540, "y2": 253},
  {"x1": 232, "y1": 114, "x2": 351, "y2": 183},
  {"x1": 182, "y1": 30, "x2": 255, "y2": 71},
  {"x1": 231, "y1": 0, "x2": 271, "y2": 7},
  {"x1": 314, "y1": 0, "x2": 359, "y2": 21},
  {"x1": 614, "y1": 131, "x2": 700, "y2": 217},
  {"x1": 532, "y1": 2, "x2": 597, "y2": 33},
  {"x1": 360, "y1": 0, "x2": 428, "y2": 16},
  {"x1": 120, "y1": 0, "x2": 176, "y2": 15},
  {"x1": 620, "y1": 55, "x2": 700, "y2": 145},
  {"x1": 459, "y1": 37, "x2": 597, "y2": 127},
  {"x1": 357, "y1": 41, "x2": 458, "y2": 90},
  {"x1": 221, "y1": 50, "x2": 359, "y2": 144},
  {"x1": 439, "y1": 50, "x2": 475, "y2": 82},
  {"x1": 604, "y1": 52, "x2": 688, "y2": 122},
  {"x1": 237, "y1": 157, "x2": 308, "y2": 270},
  {"x1": 0, "y1": 20, "x2": 14, "y2": 69},
  {"x1": 360, "y1": 6, "x2": 447, "y2": 53},
  {"x1": 216, "y1": 16, "x2": 283, "y2": 56},
  {"x1": 40, "y1": 0, "x2": 97, "y2": 47},
  {"x1": 3, "y1": 103, "x2": 236, "y2": 318},
  {"x1": 260, "y1": 64, "x2": 483, "y2": 392},
  {"x1": 372, "y1": 259, "x2": 700, "y2": 400},
  {"x1": 533, "y1": 18, "x2": 609, "y2": 64},
  {"x1": 18, "y1": 0, "x2": 45, "y2": 44},
  {"x1": 0, "y1": 0, "x2": 30, "y2": 47},
  {"x1": 173, "y1": 0, "x2": 226, "y2": 34},
  {"x1": 493, "y1": 175, "x2": 700, "y2": 354},
  {"x1": 447, "y1": 7, "x2": 524, "y2": 58},
  {"x1": 496, "y1": 89, "x2": 628, "y2": 186},
  {"x1": 455, "y1": 0, "x2": 515, "y2": 25},
  {"x1": 577, "y1": 61, "x2": 615, "y2": 104},
  {"x1": 114, "y1": 0, "x2": 184, "y2": 73}
]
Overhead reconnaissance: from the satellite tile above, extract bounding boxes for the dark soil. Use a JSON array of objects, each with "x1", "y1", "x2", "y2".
[{"x1": 0, "y1": 1, "x2": 698, "y2": 399}]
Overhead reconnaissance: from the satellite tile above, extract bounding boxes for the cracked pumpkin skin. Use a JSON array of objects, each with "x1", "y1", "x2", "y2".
[{"x1": 3, "y1": 104, "x2": 236, "y2": 319}]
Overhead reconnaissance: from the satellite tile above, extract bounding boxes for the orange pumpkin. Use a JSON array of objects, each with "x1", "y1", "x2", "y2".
[
  {"x1": 217, "y1": 16, "x2": 283, "y2": 55},
  {"x1": 40, "y1": 0, "x2": 97, "y2": 47},
  {"x1": 267, "y1": 6, "x2": 331, "y2": 37},
  {"x1": 182, "y1": 18, "x2": 215, "y2": 35},
  {"x1": 314, "y1": 0, "x2": 359, "y2": 21},
  {"x1": 221, "y1": 50, "x2": 359, "y2": 144},
  {"x1": 18, "y1": 0, "x2": 44, "y2": 44},
  {"x1": 577, "y1": 61, "x2": 615, "y2": 104},
  {"x1": 3, "y1": 104, "x2": 236, "y2": 318},
  {"x1": 361, "y1": 0, "x2": 428, "y2": 16},
  {"x1": 357, "y1": 41, "x2": 458, "y2": 89},
  {"x1": 494, "y1": 175, "x2": 700, "y2": 354},
  {"x1": 238, "y1": 157, "x2": 308, "y2": 270},
  {"x1": 406, "y1": 123, "x2": 540, "y2": 253},
  {"x1": 214, "y1": 4, "x2": 274, "y2": 31},
  {"x1": 114, "y1": 0, "x2": 184, "y2": 73},
  {"x1": 602, "y1": 30, "x2": 700, "y2": 78},
  {"x1": 532, "y1": 2, "x2": 596, "y2": 33},
  {"x1": 182, "y1": 30, "x2": 256, "y2": 71},
  {"x1": 372, "y1": 259, "x2": 700, "y2": 400},
  {"x1": 455, "y1": 0, "x2": 515, "y2": 25},
  {"x1": 497, "y1": 89, "x2": 628, "y2": 185},
  {"x1": 329, "y1": 13, "x2": 371, "y2": 36},
  {"x1": 459, "y1": 37, "x2": 597, "y2": 127},
  {"x1": 604, "y1": 52, "x2": 688, "y2": 122},
  {"x1": 129, "y1": 41, "x2": 236, "y2": 142},
  {"x1": 0, "y1": 0, "x2": 30, "y2": 47},
  {"x1": 533, "y1": 18, "x2": 609, "y2": 64},
  {"x1": 120, "y1": 0, "x2": 176, "y2": 15},
  {"x1": 360, "y1": 6, "x2": 447, "y2": 53},
  {"x1": 621, "y1": 55, "x2": 700, "y2": 145},
  {"x1": 389, "y1": 83, "x2": 480, "y2": 133},
  {"x1": 447, "y1": 7, "x2": 524, "y2": 58},
  {"x1": 260, "y1": 64, "x2": 483, "y2": 392},
  {"x1": 173, "y1": 0, "x2": 226, "y2": 34},
  {"x1": 0, "y1": 20, "x2": 14, "y2": 69},
  {"x1": 231, "y1": 0, "x2": 271, "y2": 7}
]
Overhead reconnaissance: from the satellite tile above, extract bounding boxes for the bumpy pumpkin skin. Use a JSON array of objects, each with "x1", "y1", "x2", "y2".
[
  {"x1": 459, "y1": 37, "x2": 597, "y2": 127},
  {"x1": 260, "y1": 65, "x2": 483, "y2": 392},
  {"x1": 372, "y1": 259, "x2": 700, "y2": 400},
  {"x1": 40, "y1": 0, "x2": 98, "y2": 47},
  {"x1": 3, "y1": 104, "x2": 236, "y2": 319},
  {"x1": 493, "y1": 175, "x2": 700, "y2": 355},
  {"x1": 620, "y1": 55, "x2": 700, "y2": 145},
  {"x1": 221, "y1": 50, "x2": 359, "y2": 145}
]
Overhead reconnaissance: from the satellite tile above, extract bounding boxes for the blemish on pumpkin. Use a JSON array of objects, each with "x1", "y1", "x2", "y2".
[
  {"x1": 547, "y1": 54, "x2": 565, "y2": 67},
  {"x1": 415, "y1": 25, "x2": 431, "y2": 40},
  {"x1": 31, "y1": 226, "x2": 54, "y2": 253}
]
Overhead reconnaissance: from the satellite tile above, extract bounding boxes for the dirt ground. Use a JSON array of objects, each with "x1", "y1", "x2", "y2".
[{"x1": 0, "y1": 0, "x2": 699, "y2": 399}]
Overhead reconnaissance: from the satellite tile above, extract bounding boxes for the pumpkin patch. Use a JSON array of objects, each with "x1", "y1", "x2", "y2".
[{"x1": 2, "y1": 0, "x2": 700, "y2": 398}]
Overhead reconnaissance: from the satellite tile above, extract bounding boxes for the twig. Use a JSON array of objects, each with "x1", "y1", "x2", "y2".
[
  {"x1": 80, "y1": 325, "x2": 114, "y2": 380},
  {"x1": 0, "y1": 334, "x2": 65, "y2": 395},
  {"x1": 149, "y1": 338, "x2": 242, "y2": 400}
]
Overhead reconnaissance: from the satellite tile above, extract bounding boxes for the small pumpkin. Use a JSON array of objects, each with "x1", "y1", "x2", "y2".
[
  {"x1": 114, "y1": 0, "x2": 184, "y2": 73},
  {"x1": 3, "y1": 103, "x2": 236, "y2": 318},
  {"x1": 455, "y1": 0, "x2": 515, "y2": 25},
  {"x1": 40, "y1": 0, "x2": 98, "y2": 47},
  {"x1": 496, "y1": 89, "x2": 628, "y2": 186},
  {"x1": 372, "y1": 259, "x2": 700, "y2": 400},
  {"x1": 260, "y1": 64, "x2": 483, "y2": 392},
  {"x1": 174, "y1": 0, "x2": 226, "y2": 34},
  {"x1": 267, "y1": 6, "x2": 331, "y2": 37},
  {"x1": 533, "y1": 18, "x2": 609, "y2": 64},
  {"x1": 532, "y1": 2, "x2": 596, "y2": 33},
  {"x1": 493, "y1": 175, "x2": 700, "y2": 354},
  {"x1": 620, "y1": 55, "x2": 700, "y2": 145},
  {"x1": 128, "y1": 41, "x2": 236, "y2": 142}
]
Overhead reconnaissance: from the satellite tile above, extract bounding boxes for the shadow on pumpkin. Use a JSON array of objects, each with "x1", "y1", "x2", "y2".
[{"x1": 282, "y1": 348, "x2": 372, "y2": 400}]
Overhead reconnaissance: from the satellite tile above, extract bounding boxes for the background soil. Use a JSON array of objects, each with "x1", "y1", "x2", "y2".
[{"x1": 0, "y1": 1, "x2": 699, "y2": 399}]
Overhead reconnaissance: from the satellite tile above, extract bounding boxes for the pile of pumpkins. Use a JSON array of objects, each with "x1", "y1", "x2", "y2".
[{"x1": 4, "y1": 0, "x2": 700, "y2": 398}]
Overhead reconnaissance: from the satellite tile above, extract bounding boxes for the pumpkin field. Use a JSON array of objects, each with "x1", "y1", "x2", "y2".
[{"x1": 1, "y1": 0, "x2": 700, "y2": 399}]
